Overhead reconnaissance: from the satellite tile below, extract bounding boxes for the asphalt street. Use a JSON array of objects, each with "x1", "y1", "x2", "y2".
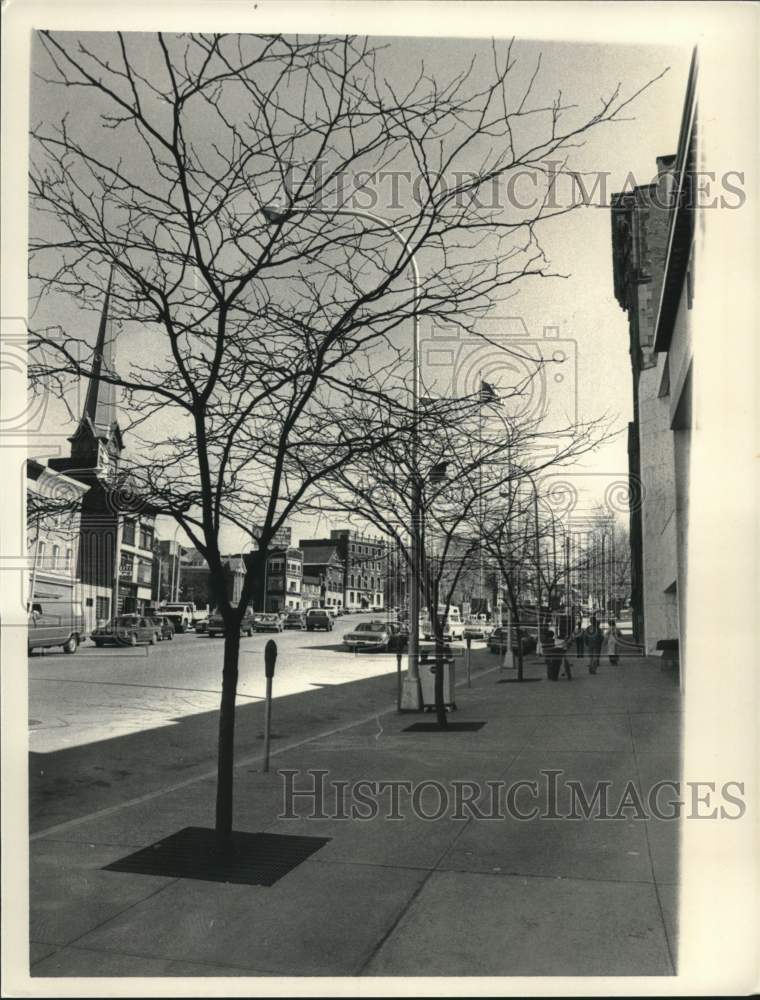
[{"x1": 28, "y1": 614, "x2": 492, "y2": 832}]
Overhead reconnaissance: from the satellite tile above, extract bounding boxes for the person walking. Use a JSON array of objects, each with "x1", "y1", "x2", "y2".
[
  {"x1": 572, "y1": 618, "x2": 585, "y2": 661},
  {"x1": 606, "y1": 619, "x2": 622, "y2": 665},
  {"x1": 585, "y1": 615, "x2": 603, "y2": 674},
  {"x1": 543, "y1": 630, "x2": 562, "y2": 681}
]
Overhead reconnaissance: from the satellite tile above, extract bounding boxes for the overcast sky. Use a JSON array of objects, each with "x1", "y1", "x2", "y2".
[{"x1": 29, "y1": 32, "x2": 692, "y2": 552}]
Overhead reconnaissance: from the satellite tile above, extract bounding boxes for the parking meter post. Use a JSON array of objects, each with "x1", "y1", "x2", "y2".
[
  {"x1": 263, "y1": 640, "x2": 277, "y2": 773},
  {"x1": 465, "y1": 635, "x2": 472, "y2": 687},
  {"x1": 396, "y1": 650, "x2": 403, "y2": 712}
]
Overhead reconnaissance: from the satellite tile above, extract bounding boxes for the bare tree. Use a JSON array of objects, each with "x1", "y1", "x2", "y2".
[{"x1": 29, "y1": 31, "x2": 662, "y2": 833}]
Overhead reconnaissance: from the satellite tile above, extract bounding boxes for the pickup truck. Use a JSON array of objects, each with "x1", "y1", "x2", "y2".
[{"x1": 159, "y1": 602, "x2": 208, "y2": 633}]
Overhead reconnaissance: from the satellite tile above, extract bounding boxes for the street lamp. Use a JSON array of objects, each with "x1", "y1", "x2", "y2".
[{"x1": 262, "y1": 201, "x2": 423, "y2": 709}]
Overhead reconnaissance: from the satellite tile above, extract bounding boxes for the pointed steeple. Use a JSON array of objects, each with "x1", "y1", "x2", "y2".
[
  {"x1": 66, "y1": 270, "x2": 124, "y2": 469},
  {"x1": 81, "y1": 269, "x2": 118, "y2": 436}
]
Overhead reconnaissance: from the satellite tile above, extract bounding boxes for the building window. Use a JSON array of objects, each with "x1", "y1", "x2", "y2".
[
  {"x1": 120, "y1": 552, "x2": 134, "y2": 579},
  {"x1": 122, "y1": 520, "x2": 136, "y2": 545},
  {"x1": 96, "y1": 595, "x2": 110, "y2": 622},
  {"x1": 36, "y1": 540, "x2": 46, "y2": 568},
  {"x1": 51, "y1": 544, "x2": 60, "y2": 569},
  {"x1": 139, "y1": 526, "x2": 153, "y2": 550},
  {"x1": 65, "y1": 547, "x2": 73, "y2": 572},
  {"x1": 137, "y1": 559, "x2": 152, "y2": 585},
  {"x1": 350, "y1": 591, "x2": 355, "y2": 602}
]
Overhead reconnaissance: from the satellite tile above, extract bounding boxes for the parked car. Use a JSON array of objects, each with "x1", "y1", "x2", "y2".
[
  {"x1": 27, "y1": 597, "x2": 85, "y2": 655},
  {"x1": 253, "y1": 613, "x2": 284, "y2": 633},
  {"x1": 92, "y1": 614, "x2": 161, "y2": 648},
  {"x1": 195, "y1": 619, "x2": 208, "y2": 635},
  {"x1": 343, "y1": 621, "x2": 392, "y2": 652},
  {"x1": 150, "y1": 615, "x2": 175, "y2": 641},
  {"x1": 462, "y1": 622, "x2": 493, "y2": 641},
  {"x1": 487, "y1": 627, "x2": 537, "y2": 655},
  {"x1": 207, "y1": 607, "x2": 256, "y2": 638},
  {"x1": 305, "y1": 609, "x2": 333, "y2": 632},
  {"x1": 283, "y1": 612, "x2": 306, "y2": 630}
]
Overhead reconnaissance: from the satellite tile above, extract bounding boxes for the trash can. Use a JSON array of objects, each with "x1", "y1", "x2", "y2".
[{"x1": 418, "y1": 647, "x2": 456, "y2": 710}]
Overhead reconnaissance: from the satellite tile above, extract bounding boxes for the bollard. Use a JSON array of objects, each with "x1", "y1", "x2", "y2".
[
  {"x1": 465, "y1": 635, "x2": 472, "y2": 687},
  {"x1": 263, "y1": 639, "x2": 277, "y2": 773}
]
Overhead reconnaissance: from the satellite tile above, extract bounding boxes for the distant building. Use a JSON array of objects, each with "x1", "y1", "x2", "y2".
[
  {"x1": 301, "y1": 575, "x2": 321, "y2": 609},
  {"x1": 301, "y1": 530, "x2": 385, "y2": 610},
  {"x1": 298, "y1": 543, "x2": 345, "y2": 609},
  {"x1": 157, "y1": 544, "x2": 245, "y2": 609},
  {"x1": 265, "y1": 546, "x2": 303, "y2": 611}
]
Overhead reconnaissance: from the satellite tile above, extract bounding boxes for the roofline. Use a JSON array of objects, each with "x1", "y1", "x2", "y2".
[{"x1": 654, "y1": 48, "x2": 698, "y2": 352}]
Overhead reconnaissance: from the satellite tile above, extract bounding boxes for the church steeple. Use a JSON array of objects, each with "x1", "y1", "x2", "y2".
[{"x1": 67, "y1": 270, "x2": 124, "y2": 472}]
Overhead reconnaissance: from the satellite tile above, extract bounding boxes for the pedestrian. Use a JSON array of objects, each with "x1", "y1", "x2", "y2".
[
  {"x1": 559, "y1": 633, "x2": 573, "y2": 681},
  {"x1": 572, "y1": 618, "x2": 585, "y2": 660},
  {"x1": 543, "y1": 629, "x2": 564, "y2": 681},
  {"x1": 606, "y1": 619, "x2": 621, "y2": 665},
  {"x1": 585, "y1": 615, "x2": 603, "y2": 674}
]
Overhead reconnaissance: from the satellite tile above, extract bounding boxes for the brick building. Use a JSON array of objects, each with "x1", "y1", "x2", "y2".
[
  {"x1": 301, "y1": 530, "x2": 385, "y2": 610},
  {"x1": 298, "y1": 543, "x2": 345, "y2": 609}
]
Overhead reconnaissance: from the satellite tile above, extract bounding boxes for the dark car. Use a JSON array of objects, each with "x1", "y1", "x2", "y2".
[
  {"x1": 207, "y1": 607, "x2": 256, "y2": 638},
  {"x1": 284, "y1": 612, "x2": 306, "y2": 630},
  {"x1": 305, "y1": 609, "x2": 333, "y2": 632},
  {"x1": 253, "y1": 613, "x2": 284, "y2": 633},
  {"x1": 92, "y1": 614, "x2": 161, "y2": 648},
  {"x1": 150, "y1": 616, "x2": 175, "y2": 641},
  {"x1": 487, "y1": 627, "x2": 537, "y2": 655}
]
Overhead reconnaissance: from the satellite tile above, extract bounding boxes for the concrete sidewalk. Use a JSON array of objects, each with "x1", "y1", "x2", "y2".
[{"x1": 29, "y1": 648, "x2": 681, "y2": 979}]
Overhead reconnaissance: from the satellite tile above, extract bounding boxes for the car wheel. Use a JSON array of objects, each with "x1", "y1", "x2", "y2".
[
  {"x1": 129, "y1": 633, "x2": 138, "y2": 647},
  {"x1": 63, "y1": 634, "x2": 79, "y2": 654},
  {"x1": 168, "y1": 633, "x2": 174, "y2": 640},
  {"x1": 150, "y1": 633, "x2": 158, "y2": 645}
]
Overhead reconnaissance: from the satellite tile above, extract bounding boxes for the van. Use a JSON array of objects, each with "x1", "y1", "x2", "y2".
[
  {"x1": 423, "y1": 605, "x2": 464, "y2": 640},
  {"x1": 28, "y1": 595, "x2": 85, "y2": 654}
]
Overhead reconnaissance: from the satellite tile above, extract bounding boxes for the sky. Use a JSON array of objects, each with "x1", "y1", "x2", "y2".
[{"x1": 28, "y1": 31, "x2": 693, "y2": 552}]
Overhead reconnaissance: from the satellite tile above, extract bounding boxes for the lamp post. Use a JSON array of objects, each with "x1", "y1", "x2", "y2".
[{"x1": 262, "y1": 202, "x2": 423, "y2": 710}]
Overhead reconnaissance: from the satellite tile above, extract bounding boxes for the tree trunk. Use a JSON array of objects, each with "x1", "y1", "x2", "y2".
[
  {"x1": 434, "y1": 633, "x2": 448, "y2": 728},
  {"x1": 215, "y1": 626, "x2": 241, "y2": 836}
]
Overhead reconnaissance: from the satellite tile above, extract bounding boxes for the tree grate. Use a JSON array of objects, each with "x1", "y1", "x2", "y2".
[
  {"x1": 402, "y1": 721, "x2": 486, "y2": 732},
  {"x1": 103, "y1": 826, "x2": 330, "y2": 886},
  {"x1": 497, "y1": 678, "x2": 543, "y2": 683}
]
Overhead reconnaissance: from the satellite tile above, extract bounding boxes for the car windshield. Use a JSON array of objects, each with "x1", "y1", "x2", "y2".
[
  {"x1": 116, "y1": 616, "x2": 139, "y2": 625},
  {"x1": 356, "y1": 623, "x2": 382, "y2": 632}
]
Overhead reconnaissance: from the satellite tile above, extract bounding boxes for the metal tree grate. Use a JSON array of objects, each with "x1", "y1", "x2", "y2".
[
  {"x1": 103, "y1": 827, "x2": 330, "y2": 886},
  {"x1": 402, "y1": 721, "x2": 487, "y2": 732}
]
